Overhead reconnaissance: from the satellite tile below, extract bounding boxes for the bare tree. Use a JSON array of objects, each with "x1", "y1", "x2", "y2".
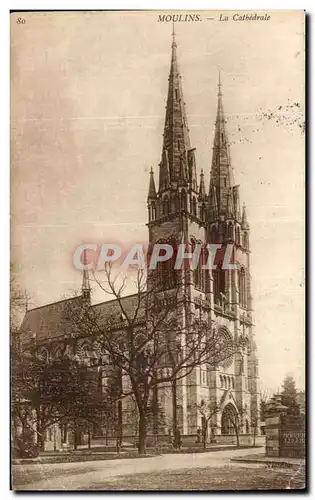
[
  {"x1": 223, "y1": 403, "x2": 247, "y2": 448},
  {"x1": 64, "y1": 264, "x2": 246, "y2": 454},
  {"x1": 196, "y1": 399, "x2": 221, "y2": 449}
]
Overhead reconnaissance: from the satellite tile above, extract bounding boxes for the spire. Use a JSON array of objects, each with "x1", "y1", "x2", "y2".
[
  {"x1": 208, "y1": 185, "x2": 218, "y2": 219},
  {"x1": 198, "y1": 168, "x2": 206, "y2": 200},
  {"x1": 82, "y1": 247, "x2": 91, "y2": 301},
  {"x1": 159, "y1": 28, "x2": 192, "y2": 190},
  {"x1": 241, "y1": 202, "x2": 249, "y2": 229},
  {"x1": 148, "y1": 166, "x2": 157, "y2": 199},
  {"x1": 232, "y1": 185, "x2": 241, "y2": 221},
  {"x1": 227, "y1": 188, "x2": 235, "y2": 218},
  {"x1": 208, "y1": 72, "x2": 234, "y2": 218},
  {"x1": 159, "y1": 149, "x2": 171, "y2": 191}
]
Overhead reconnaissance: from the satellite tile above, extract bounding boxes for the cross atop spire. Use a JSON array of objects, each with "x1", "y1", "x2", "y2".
[
  {"x1": 147, "y1": 166, "x2": 157, "y2": 199},
  {"x1": 81, "y1": 246, "x2": 91, "y2": 302},
  {"x1": 172, "y1": 21, "x2": 176, "y2": 48},
  {"x1": 218, "y1": 70, "x2": 222, "y2": 96}
]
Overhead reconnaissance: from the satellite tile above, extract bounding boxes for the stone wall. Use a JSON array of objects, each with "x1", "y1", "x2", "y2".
[{"x1": 265, "y1": 395, "x2": 305, "y2": 458}]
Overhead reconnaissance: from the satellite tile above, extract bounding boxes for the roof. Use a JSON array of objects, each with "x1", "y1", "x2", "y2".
[{"x1": 19, "y1": 293, "x2": 145, "y2": 344}]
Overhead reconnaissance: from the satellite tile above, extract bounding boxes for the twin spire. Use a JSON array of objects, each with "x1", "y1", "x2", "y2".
[{"x1": 148, "y1": 29, "x2": 248, "y2": 225}]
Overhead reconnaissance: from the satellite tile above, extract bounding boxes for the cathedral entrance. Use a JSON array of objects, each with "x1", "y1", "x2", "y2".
[{"x1": 221, "y1": 403, "x2": 238, "y2": 435}]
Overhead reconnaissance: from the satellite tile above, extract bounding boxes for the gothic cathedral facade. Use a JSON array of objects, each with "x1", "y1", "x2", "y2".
[{"x1": 146, "y1": 32, "x2": 260, "y2": 438}]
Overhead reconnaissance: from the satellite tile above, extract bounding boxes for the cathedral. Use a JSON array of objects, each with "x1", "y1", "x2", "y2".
[{"x1": 19, "y1": 31, "x2": 260, "y2": 448}]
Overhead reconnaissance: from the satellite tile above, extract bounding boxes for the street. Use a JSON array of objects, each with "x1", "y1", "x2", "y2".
[{"x1": 12, "y1": 447, "x2": 305, "y2": 491}]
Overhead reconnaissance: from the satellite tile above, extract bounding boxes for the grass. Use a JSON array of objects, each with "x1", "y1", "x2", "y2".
[
  {"x1": 14, "y1": 444, "x2": 263, "y2": 465},
  {"x1": 86, "y1": 465, "x2": 306, "y2": 491}
]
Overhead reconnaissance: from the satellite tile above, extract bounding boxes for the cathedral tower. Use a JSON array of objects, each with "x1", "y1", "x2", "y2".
[{"x1": 147, "y1": 32, "x2": 259, "y2": 439}]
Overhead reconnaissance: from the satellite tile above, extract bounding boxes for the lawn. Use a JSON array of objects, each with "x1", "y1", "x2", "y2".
[{"x1": 86, "y1": 465, "x2": 306, "y2": 491}]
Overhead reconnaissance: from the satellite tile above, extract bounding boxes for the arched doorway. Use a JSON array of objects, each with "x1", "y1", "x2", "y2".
[{"x1": 221, "y1": 403, "x2": 238, "y2": 435}]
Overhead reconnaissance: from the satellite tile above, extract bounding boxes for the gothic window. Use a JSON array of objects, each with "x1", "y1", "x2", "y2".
[
  {"x1": 156, "y1": 240, "x2": 177, "y2": 291},
  {"x1": 213, "y1": 262, "x2": 225, "y2": 305},
  {"x1": 192, "y1": 197, "x2": 197, "y2": 216},
  {"x1": 200, "y1": 204, "x2": 205, "y2": 221},
  {"x1": 232, "y1": 378, "x2": 235, "y2": 389},
  {"x1": 243, "y1": 232, "x2": 249, "y2": 249},
  {"x1": 162, "y1": 196, "x2": 169, "y2": 216},
  {"x1": 228, "y1": 222, "x2": 234, "y2": 240},
  {"x1": 220, "y1": 375, "x2": 223, "y2": 388},
  {"x1": 151, "y1": 202, "x2": 156, "y2": 220},
  {"x1": 210, "y1": 225, "x2": 218, "y2": 243},
  {"x1": 39, "y1": 348, "x2": 49, "y2": 363},
  {"x1": 236, "y1": 226, "x2": 241, "y2": 245},
  {"x1": 177, "y1": 140, "x2": 180, "y2": 151},
  {"x1": 54, "y1": 347, "x2": 62, "y2": 360},
  {"x1": 181, "y1": 190, "x2": 187, "y2": 211},
  {"x1": 224, "y1": 177, "x2": 227, "y2": 187},
  {"x1": 192, "y1": 241, "x2": 204, "y2": 291},
  {"x1": 175, "y1": 89, "x2": 178, "y2": 100},
  {"x1": 239, "y1": 267, "x2": 247, "y2": 308}
]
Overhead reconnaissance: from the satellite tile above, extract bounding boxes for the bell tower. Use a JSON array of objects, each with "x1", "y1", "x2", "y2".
[
  {"x1": 146, "y1": 28, "x2": 208, "y2": 435},
  {"x1": 147, "y1": 27, "x2": 206, "y2": 297},
  {"x1": 206, "y1": 75, "x2": 260, "y2": 438}
]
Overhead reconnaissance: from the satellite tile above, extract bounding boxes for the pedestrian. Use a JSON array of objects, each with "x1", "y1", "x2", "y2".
[
  {"x1": 196, "y1": 427, "x2": 201, "y2": 443},
  {"x1": 175, "y1": 427, "x2": 182, "y2": 450}
]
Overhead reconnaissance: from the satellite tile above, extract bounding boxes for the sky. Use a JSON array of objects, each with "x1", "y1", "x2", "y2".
[{"x1": 11, "y1": 10, "x2": 305, "y2": 392}]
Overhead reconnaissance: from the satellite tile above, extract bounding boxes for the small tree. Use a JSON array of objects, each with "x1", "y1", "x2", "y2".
[
  {"x1": 197, "y1": 399, "x2": 221, "y2": 449},
  {"x1": 12, "y1": 345, "x2": 115, "y2": 453},
  {"x1": 223, "y1": 404, "x2": 247, "y2": 448},
  {"x1": 281, "y1": 374, "x2": 300, "y2": 415}
]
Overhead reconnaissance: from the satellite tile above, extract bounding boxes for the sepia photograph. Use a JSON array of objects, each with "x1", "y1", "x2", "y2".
[{"x1": 10, "y1": 10, "x2": 305, "y2": 491}]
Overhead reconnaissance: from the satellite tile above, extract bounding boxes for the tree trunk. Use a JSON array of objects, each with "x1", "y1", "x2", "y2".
[
  {"x1": 74, "y1": 428, "x2": 78, "y2": 450},
  {"x1": 252, "y1": 423, "x2": 257, "y2": 447},
  {"x1": 235, "y1": 429, "x2": 240, "y2": 448},
  {"x1": 36, "y1": 420, "x2": 45, "y2": 452},
  {"x1": 172, "y1": 379, "x2": 177, "y2": 437},
  {"x1": 152, "y1": 386, "x2": 158, "y2": 446},
  {"x1": 138, "y1": 410, "x2": 147, "y2": 454},
  {"x1": 88, "y1": 429, "x2": 91, "y2": 449},
  {"x1": 117, "y1": 400, "x2": 123, "y2": 446},
  {"x1": 203, "y1": 429, "x2": 207, "y2": 450}
]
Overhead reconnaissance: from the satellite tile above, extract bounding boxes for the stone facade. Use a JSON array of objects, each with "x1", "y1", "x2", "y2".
[
  {"x1": 18, "y1": 32, "x2": 260, "y2": 448},
  {"x1": 145, "y1": 32, "x2": 260, "y2": 440}
]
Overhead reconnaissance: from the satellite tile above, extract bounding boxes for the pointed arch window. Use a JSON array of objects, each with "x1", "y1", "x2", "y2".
[
  {"x1": 175, "y1": 89, "x2": 178, "y2": 100},
  {"x1": 239, "y1": 267, "x2": 247, "y2": 308},
  {"x1": 228, "y1": 222, "x2": 234, "y2": 240},
  {"x1": 156, "y1": 239, "x2": 177, "y2": 291},
  {"x1": 192, "y1": 197, "x2": 197, "y2": 216},
  {"x1": 192, "y1": 241, "x2": 204, "y2": 291},
  {"x1": 236, "y1": 226, "x2": 241, "y2": 245},
  {"x1": 211, "y1": 225, "x2": 218, "y2": 244},
  {"x1": 200, "y1": 204, "x2": 205, "y2": 221},
  {"x1": 162, "y1": 195, "x2": 169, "y2": 216},
  {"x1": 181, "y1": 190, "x2": 187, "y2": 212},
  {"x1": 150, "y1": 201, "x2": 156, "y2": 221},
  {"x1": 243, "y1": 232, "x2": 249, "y2": 249},
  {"x1": 213, "y1": 262, "x2": 225, "y2": 305}
]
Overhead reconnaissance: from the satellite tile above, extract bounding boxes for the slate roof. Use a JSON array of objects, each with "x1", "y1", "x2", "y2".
[{"x1": 20, "y1": 293, "x2": 145, "y2": 344}]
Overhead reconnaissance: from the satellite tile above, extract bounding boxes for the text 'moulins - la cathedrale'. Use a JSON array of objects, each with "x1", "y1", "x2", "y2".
[{"x1": 20, "y1": 30, "x2": 260, "y2": 449}]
